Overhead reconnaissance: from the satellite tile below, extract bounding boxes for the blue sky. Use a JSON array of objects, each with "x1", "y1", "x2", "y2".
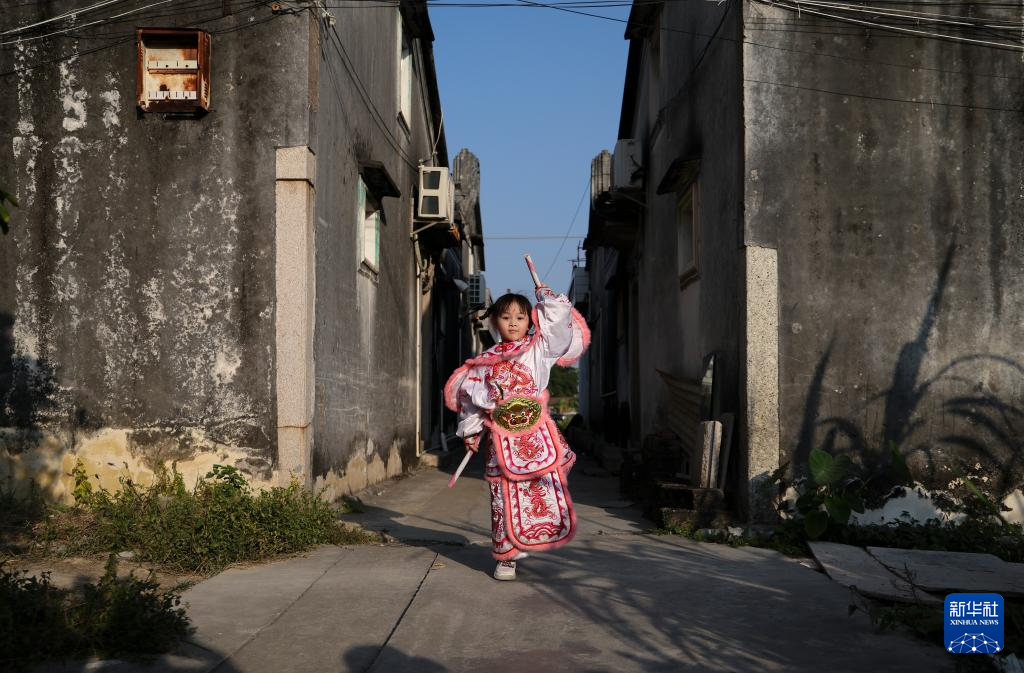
[{"x1": 430, "y1": 3, "x2": 631, "y2": 297}]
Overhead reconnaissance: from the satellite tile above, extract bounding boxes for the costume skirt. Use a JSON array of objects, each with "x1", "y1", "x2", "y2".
[{"x1": 485, "y1": 419, "x2": 577, "y2": 560}]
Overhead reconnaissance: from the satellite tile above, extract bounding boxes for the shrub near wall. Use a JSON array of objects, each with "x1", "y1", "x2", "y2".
[{"x1": 48, "y1": 463, "x2": 373, "y2": 574}]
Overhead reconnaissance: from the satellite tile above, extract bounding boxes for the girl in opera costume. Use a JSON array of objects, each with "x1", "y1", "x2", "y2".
[{"x1": 444, "y1": 269, "x2": 590, "y2": 581}]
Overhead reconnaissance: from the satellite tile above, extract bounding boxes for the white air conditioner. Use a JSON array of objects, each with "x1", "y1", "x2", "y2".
[
  {"x1": 468, "y1": 272, "x2": 486, "y2": 308},
  {"x1": 612, "y1": 139, "x2": 643, "y2": 191},
  {"x1": 417, "y1": 166, "x2": 455, "y2": 221}
]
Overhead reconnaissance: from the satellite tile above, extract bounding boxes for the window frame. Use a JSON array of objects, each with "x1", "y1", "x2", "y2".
[
  {"x1": 357, "y1": 175, "x2": 382, "y2": 275},
  {"x1": 677, "y1": 181, "x2": 700, "y2": 290},
  {"x1": 397, "y1": 12, "x2": 413, "y2": 130}
]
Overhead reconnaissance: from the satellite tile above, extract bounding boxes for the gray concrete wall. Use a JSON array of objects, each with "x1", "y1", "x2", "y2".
[
  {"x1": 742, "y1": 2, "x2": 1024, "y2": 506},
  {"x1": 0, "y1": 5, "x2": 311, "y2": 499},
  {"x1": 626, "y1": 2, "x2": 745, "y2": 465},
  {"x1": 310, "y1": 7, "x2": 441, "y2": 496}
]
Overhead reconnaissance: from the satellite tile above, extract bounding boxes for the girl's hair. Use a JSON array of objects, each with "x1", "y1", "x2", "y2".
[{"x1": 484, "y1": 293, "x2": 534, "y2": 329}]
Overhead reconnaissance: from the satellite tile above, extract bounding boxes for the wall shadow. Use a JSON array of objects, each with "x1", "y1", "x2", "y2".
[{"x1": 794, "y1": 241, "x2": 1024, "y2": 504}]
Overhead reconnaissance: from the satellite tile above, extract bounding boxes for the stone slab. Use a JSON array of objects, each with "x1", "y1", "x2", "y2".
[
  {"x1": 809, "y1": 542, "x2": 943, "y2": 605},
  {"x1": 867, "y1": 546, "x2": 1024, "y2": 597}
]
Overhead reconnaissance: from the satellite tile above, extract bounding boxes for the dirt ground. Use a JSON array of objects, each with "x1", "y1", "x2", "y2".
[{"x1": 4, "y1": 552, "x2": 205, "y2": 592}]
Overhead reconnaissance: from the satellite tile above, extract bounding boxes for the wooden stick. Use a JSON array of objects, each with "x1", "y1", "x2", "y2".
[
  {"x1": 524, "y1": 254, "x2": 543, "y2": 288},
  {"x1": 447, "y1": 451, "x2": 474, "y2": 489}
]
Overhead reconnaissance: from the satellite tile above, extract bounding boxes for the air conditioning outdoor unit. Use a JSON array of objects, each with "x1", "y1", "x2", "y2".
[
  {"x1": 468, "y1": 272, "x2": 486, "y2": 308},
  {"x1": 571, "y1": 266, "x2": 589, "y2": 301},
  {"x1": 612, "y1": 139, "x2": 643, "y2": 191},
  {"x1": 417, "y1": 166, "x2": 455, "y2": 221}
]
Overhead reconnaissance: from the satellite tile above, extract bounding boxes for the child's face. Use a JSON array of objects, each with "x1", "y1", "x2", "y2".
[{"x1": 495, "y1": 304, "x2": 529, "y2": 342}]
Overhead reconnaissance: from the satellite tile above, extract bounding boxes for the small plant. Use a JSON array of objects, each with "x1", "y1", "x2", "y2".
[
  {"x1": 205, "y1": 464, "x2": 248, "y2": 491},
  {"x1": 773, "y1": 443, "x2": 911, "y2": 539},
  {"x1": 47, "y1": 462, "x2": 376, "y2": 573}
]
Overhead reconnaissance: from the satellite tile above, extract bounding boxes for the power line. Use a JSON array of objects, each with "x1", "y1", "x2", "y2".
[
  {"x1": 541, "y1": 178, "x2": 589, "y2": 284},
  {"x1": 1, "y1": 0, "x2": 133, "y2": 36},
  {"x1": 318, "y1": 15, "x2": 423, "y2": 170},
  {"x1": 1, "y1": 0, "x2": 176, "y2": 46},
  {"x1": 0, "y1": 1, "x2": 269, "y2": 77},
  {"x1": 745, "y1": 77, "x2": 1022, "y2": 113},
  {"x1": 759, "y1": 0, "x2": 1024, "y2": 50}
]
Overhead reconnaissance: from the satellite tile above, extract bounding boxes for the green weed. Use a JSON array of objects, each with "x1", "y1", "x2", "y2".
[{"x1": 42, "y1": 462, "x2": 376, "y2": 574}]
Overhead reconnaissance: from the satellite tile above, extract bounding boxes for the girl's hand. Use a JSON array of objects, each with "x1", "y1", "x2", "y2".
[{"x1": 464, "y1": 434, "x2": 481, "y2": 453}]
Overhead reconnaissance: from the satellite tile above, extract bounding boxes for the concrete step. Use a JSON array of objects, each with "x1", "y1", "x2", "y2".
[
  {"x1": 417, "y1": 449, "x2": 458, "y2": 470},
  {"x1": 660, "y1": 507, "x2": 736, "y2": 529},
  {"x1": 654, "y1": 482, "x2": 724, "y2": 510}
]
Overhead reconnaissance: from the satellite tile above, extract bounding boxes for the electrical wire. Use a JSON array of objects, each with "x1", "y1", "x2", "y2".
[
  {"x1": 314, "y1": 11, "x2": 422, "y2": 169},
  {"x1": 759, "y1": 0, "x2": 1024, "y2": 50},
  {"x1": 0, "y1": 0, "x2": 269, "y2": 77},
  {"x1": 1, "y1": 0, "x2": 177, "y2": 46},
  {"x1": 744, "y1": 77, "x2": 1022, "y2": 113},
  {"x1": 1, "y1": 0, "x2": 134, "y2": 36},
  {"x1": 541, "y1": 178, "x2": 589, "y2": 284}
]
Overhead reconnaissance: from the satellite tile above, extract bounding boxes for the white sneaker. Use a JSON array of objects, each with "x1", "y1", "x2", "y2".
[{"x1": 493, "y1": 560, "x2": 516, "y2": 581}]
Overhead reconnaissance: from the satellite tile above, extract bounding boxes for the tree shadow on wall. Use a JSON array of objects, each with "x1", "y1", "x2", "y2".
[
  {"x1": 0, "y1": 311, "x2": 61, "y2": 455},
  {"x1": 795, "y1": 241, "x2": 1024, "y2": 502}
]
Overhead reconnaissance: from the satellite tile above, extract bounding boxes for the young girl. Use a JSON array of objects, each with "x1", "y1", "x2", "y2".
[{"x1": 444, "y1": 284, "x2": 590, "y2": 580}]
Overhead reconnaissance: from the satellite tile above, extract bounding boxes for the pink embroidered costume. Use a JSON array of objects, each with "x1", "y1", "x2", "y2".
[{"x1": 444, "y1": 287, "x2": 591, "y2": 560}]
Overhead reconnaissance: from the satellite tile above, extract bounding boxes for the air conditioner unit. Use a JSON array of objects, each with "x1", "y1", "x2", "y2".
[
  {"x1": 612, "y1": 139, "x2": 643, "y2": 191},
  {"x1": 570, "y1": 266, "x2": 589, "y2": 301},
  {"x1": 417, "y1": 166, "x2": 455, "y2": 221},
  {"x1": 468, "y1": 272, "x2": 486, "y2": 308}
]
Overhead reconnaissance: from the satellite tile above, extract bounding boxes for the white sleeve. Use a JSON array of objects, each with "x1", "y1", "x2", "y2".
[
  {"x1": 456, "y1": 368, "x2": 493, "y2": 438},
  {"x1": 535, "y1": 286, "x2": 574, "y2": 360}
]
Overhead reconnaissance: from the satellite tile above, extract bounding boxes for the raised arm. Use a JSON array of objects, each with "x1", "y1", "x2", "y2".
[{"x1": 534, "y1": 286, "x2": 575, "y2": 360}]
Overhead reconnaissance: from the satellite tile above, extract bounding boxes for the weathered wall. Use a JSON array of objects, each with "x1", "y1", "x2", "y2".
[
  {"x1": 626, "y1": 3, "x2": 745, "y2": 469},
  {"x1": 310, "y1": 6, "x2": 440, "y2": 497},
  {"x1": 0, "y1": 5, "x2": 311, "y2": 499},
  {"x1": 743, "y1": 2, "x2": 1024, "y2": 510}
]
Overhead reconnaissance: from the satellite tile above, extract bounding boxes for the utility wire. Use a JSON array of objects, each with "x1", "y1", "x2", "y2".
[
  {"x1": 1, "y1": 0, "x2": 133, "y2": 36},
  {"x1": 0, "y1": 0, "x2": 269, "y2": 76},
  {"x1": 759, "y1": 0, "x2": 1024, "y2": 50},
  {"x1": 744, "y1": 77, "x2": 1022, "y2": 113},
  {"x1": 1, "y1": 0, "x2": 176, "y2": 46},
  {"x1": 541, "y1": 178, "x2": 589, "y2": 284},
  {"x1": 319, "y1": 15, "x2": 423, "y2": 169}
]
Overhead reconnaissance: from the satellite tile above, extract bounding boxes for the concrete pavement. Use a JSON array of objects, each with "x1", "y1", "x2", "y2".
[{"x1": 38, "y1": 456, "x2": 958, "y2": 672}]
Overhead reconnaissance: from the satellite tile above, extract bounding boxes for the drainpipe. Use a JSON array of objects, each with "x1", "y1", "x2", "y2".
[{"x1": 413, "y1": 230, "x2": 424, "y2": 458}]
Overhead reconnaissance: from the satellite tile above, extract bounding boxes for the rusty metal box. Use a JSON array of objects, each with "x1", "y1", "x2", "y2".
[{"x1": 136, "y1": 28, "x2": 211, "y2": 113}]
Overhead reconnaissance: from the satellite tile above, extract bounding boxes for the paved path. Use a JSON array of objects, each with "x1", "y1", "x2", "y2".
[{"x1": 38, "y1": 456, "x2": 956, "y2": 672}]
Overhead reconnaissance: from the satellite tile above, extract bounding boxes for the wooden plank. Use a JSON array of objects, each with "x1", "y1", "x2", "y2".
[
  {"x1": 867, "y1": 547, "x2": 1024, "y2": 597},
  {"x1": 699, "y1": 421, "x2": 722, "y2": 488},
  {"x1": 717, "y1": 412, "x2": 735, "y2": 489},
  {"x1": 808, "y1": 542, "x2": 943, "y2": 605}
]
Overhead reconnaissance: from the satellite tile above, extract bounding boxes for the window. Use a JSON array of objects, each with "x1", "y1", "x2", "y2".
[
  {"x1": 397, "y1": 13, "x2": 413, "y2": 127},
  {"x1": 357, "y1": 176, "x2": 381, "y2": 273},
  {"x1": 677, "y1": 183, "x2": 699, "y2": 289}
]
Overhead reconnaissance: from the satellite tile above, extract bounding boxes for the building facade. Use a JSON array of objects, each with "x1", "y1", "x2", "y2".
[
  {"x1": 581, "y1": 0, "x2": 1024, "y2": 522},
  {"x1": 0, "y1": 1, "x2": 481, "y2": 501}
]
